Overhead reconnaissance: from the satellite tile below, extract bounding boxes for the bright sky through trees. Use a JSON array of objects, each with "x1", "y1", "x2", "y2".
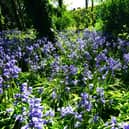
[
  {"x1": 64, "y1": 0, "x2": 100, "y2": 10},
  {"x1": 64, "y1": 0, "x2": 85, "y2": 10}
]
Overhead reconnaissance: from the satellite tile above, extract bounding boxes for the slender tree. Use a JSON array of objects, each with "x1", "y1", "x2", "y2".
[
  {"x1": 91, "y1": 0, "x2": 94, "y2": 11},
  {"x1": 58, "y1": 0, "x2": 63, "y2": 8},
  {"x1": 85, "y1": 0, "x2": 89, "y2": 9},
  {"x1": 91, "y1": 0, "x2": 95, "y2": 26}
]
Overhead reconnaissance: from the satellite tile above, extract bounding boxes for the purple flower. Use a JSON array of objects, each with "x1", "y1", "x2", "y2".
[
  {"x1": 123, "y1": 53, "x2": 129, "y2": 63},
  {"x1": 60, "y1": 106, "x2": 74, "y2": 117},
  {"x1": 12, "y1": 66, "x2": 21, "y2": 78},
  {"x1": 111, "y1": 117, "x2": 117, "y2": 127},
  {"x1": 52, "y1": 90, "x2": 57, "y2": 99},
  {"x1": 20, "y1": 82, "x2": 28, "y2": 93},
  {"x1": 95, "y1": 52, "x2": 107, "y2": 67},
  {"x1": 78, "y1": 39, "x2": 85, "y2": 50},
  {"x1": 45, "y1": 109, "x2": 55, "y2": 117},
  {"x1": 85, "y1": 51, "x2": 92, "y2": 60},
  {"x1": 96, "y1": 87, "x2": 105, "y2": 104},
  {"x1": 3, "y1": 60, "x2": 21, "y2": 79},
  {"x1": 28, "y1": 98, "x2": 44, "y2": 128},
  {"x1": 107, "y1": 58, "x2": 121, "y2": 71},
  {"x1": 26, "y1": 46, "x2": 33, "y2": 52},
  {"x1": 123, "y1": 123, "x2": 129, "y2": 129},
  {"x1": 74, "y1": 112, "x2": 83, "y2": 121},
  {"x1": 69, "y1": 65, "x2": 78, "y2": 75},
  {"x1": 96, "y1": 87, "x2": 104, "y2": 97},
  {"x1": 83, "y1": 69, "x2": 93, "y2": 80},
  {"x1": 93, "y1": 114, "x2": 99, "y2": 122},
  {"x1": 94, "y1": 36, "x2": 105, "y2": 47},
  {"x1": 80, "y1": 92, "x2": 92, "y2": 112}
]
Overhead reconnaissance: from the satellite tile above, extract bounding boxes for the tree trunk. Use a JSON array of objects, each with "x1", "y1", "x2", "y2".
[
  {"x1": 91, "y1": 0, "x2": 95, "y2": 26},
  {"x1": 85, "y1": 0, "x2": 88, "y2": 9},
  {"x1": 24, "y1": 0, "x2": 55, "y2": 42},
  {"x1": 58, "y1": 0, "x2": 63, "y2": 8},
  {"x1": 91, "y1": 0, "x2": 94, "y2": 12}
]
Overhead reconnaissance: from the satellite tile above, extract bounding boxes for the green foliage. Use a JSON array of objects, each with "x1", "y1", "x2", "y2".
[
  {"x1": 72, "y1": 9, "x2": 92, "y2": 30},
  {"x1": 1, "y1": 28, "x2": 129, "y2": 128},
  {"x1": 6, "y1": 29, "x2": 37, "y2": 40},
  {"x1": 53, "y1": 8, "x2": 75, "y2": 31},
  {"x1": 0, "y1": 8, "x2": 5, "y2": 29},
  {"x1": 52, "y1": 6, "x2": 98, "y2": 31},
  {"x1": 98, "y1": 0, "x2": 129, "y2": 38}
]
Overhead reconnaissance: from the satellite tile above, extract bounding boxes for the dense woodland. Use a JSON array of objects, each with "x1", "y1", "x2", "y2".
[
  {"x1": 1, "y1": 0, "x2": 129, "y2": 40},
  {"x1": 1, "y1": 0, "x2": 129, "y2": 129}
]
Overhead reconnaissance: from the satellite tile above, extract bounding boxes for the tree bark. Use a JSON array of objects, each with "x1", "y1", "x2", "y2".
[
  {"x1": 24, "y1": 0, "x2": 55, "y2": 42},
  {"x1": 91, "y1": 0, "x2": 94, "y2": 12},
  {"x1": 58, "y1": 0, "x2": 63, "y2": 8},
  {"x1": 85, "y1": 0, "x2": 88, "y2": 9}
]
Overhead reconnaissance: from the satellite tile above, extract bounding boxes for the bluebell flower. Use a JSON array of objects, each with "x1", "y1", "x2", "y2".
[
  {"x1": 52, "y1": 90, "x2": 57, "y2": 99},
  {"x1": 107, "y1": 58, "x2": 121, "y2": 71},
  {"x1": 51, "y1": 60, "x2": 60, "y2": 73},
  {"x1": 20, "y1": 82, "x2": 28, "y2": 93},
  {"x1": 83, "y1": 69, "x2": 93, "y2": 80},
  {"x1": 22, "y1": 94, "x2": 30, "y2": 103},
  {"x1": 45, "y1": 109, "x2": 55, "y2": 117},
  {"x1": 80, "y1": 92, "x2": 92, "y2": 112},
  {"x1": 95, "y1": 36, "x2": 105, "y2": 46},
  {"x1": 60, "y1": 106, "x2": 74, "y2": 117},
  {"x1": 95, "y1": 52, "x2": 107, "y2": 67},
  {"x1": 96, "y1": 87, "x2": 105, "y2": 104},
  {"x1": 78, "y1": 38, "x2": 85, "y2": 50},
  {"x1": 83, "y1": 28, "x2": 92, "y2": 39},
  {"x1": 69, "y1": 65, "x2": 78, "y2": 75},
  {"x1": 123, "y1": 123, "x2": 129, "y2": 129},
  {"x1": 26, "y1": 45, "x2": 33, "y2": 52},
  {"x1": 3, "y1": 60, "x2": 21, "y2": 79},
  {"x1": 111, "y1": 116, "x2": 117, "y2": 128},
  {"x1": 15, "y1": 83, "x2": 30, "y2": 103},
  {"x1": 85, "y1": 51, "x2": 92, "y2": 60},
  {"x1": 93, "y1": 114, "x2": 99, "y2": 123},
  {"x1": 28, "y1": 98, "x2": 44, "y2": 129},
  {"x1": 96, "y1": 87, "x2": 104, "y2": 97},
  {"x1": 68, "y1": 51, "x2": 77, "y2": 59},
  {"x1": 12, "y1": 65, "x2": 21, "y2": 78},
  {"x1": 74, "y1": 112, "x2": 82, "y2": 121},
  {"x1": 123, "y1": 53, "x2": 129, "y2": 63}
]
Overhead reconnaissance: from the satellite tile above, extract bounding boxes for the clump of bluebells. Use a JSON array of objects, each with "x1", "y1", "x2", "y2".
[
  {"x1": 1, "y1": 29, "x2": 129, "y2": 129},
  {"x1": 14, "y1": 82, "x2": 55, "y2": 129}
]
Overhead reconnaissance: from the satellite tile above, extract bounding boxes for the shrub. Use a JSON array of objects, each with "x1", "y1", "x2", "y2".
[
  {"x1": 52, "y1": 8, "x2": 75, "y2": 31},
  {"x1": 98, "y1": 0, "x2": 129, "y2": 39}
]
